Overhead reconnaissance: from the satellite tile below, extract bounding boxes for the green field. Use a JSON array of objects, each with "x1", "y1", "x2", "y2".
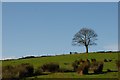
[{"x1": 2, "y1": 52, "x2": 119, "y2": 79}]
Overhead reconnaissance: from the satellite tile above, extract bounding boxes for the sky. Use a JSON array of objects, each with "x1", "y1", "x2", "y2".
[
  {"x1": 2, "y1": 2, "x2": 118, "y2": 59},
  {"x1": 0, "y1": 2, "x2": 2, "y2": 60},
  {"x1": 119, "y1": 2, "x2": 120, "y2": 51},
  {"x1": 1, "y1": 0, "x2": 120, "y2": 2}
]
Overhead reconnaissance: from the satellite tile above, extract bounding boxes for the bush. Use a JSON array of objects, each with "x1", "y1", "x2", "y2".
[
  {"x1": 2, "y1": 63, "x2": 34, "y2": 79},
  {"x1": 72, "y1": 60, "x2": 80, "y2": 71},
  {"x1": 91, "y1": 61, "x2": 104, "y2": 74},
  {"x1": 104, "y1": 59, "x2": 112, "y2": 62},
  {"x1": 91, "y1": 59, "x2": 96, "y2": 62},
  {"x1": 64, "y1": 63, "x2": 69, "y2": 65},
  {"x1": 108, "y1": 59, "x2": 112, "y2": 62},
  {"x1": 34, "y1": 67, "x2": 43, "y2": 75},
  {"x1": 72, "y1": 59, "x2": 90, "y2": 75},
  {"x1": 107, "y1": 69, "x2": 112, "y2": 72},
  {"x1": 41, "y1": 62, "x2": 59, "y2": 72},
  {"x1": 72, "y1": 59, "x2": 104, "y2": 75},
  {"x1": 116, "y1": 60, "x2": 120, "y2": 72},
  {"x1": 21, "y1": 56, "x2": 35, "y2": 59},
  {"x1": 2, "y1": 65, "x2": 19, "y2": 79},
  {"x1": 77, "y1": 60, "x2": 90, "y2": 75},
  {"x1": 17, "y1": 63, "x2": 34, "y2": 77},
  {"x1": 58, "y1": 67, "x2": 73, "y2": 73},
  {"x1": 104, "y1": 59, "x2": 108, "y2": 62}
]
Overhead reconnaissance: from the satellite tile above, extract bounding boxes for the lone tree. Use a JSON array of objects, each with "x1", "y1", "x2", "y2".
[{"x1": 72, "y1": 28, "x2": 98, "y2": 53}]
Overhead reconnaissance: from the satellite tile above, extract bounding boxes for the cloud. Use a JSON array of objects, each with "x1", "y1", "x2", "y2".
[
  {"x1": 0, "y1": 56, "x2": 17, "y2": 60},
  {"x1": 103, "y1": 44, "x2": 118, "y2": 51}
]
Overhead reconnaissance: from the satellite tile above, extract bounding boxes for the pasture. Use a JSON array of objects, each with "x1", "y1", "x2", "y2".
[{"x1": 2, "y1": 52, "x2": 119, "y2": 79}]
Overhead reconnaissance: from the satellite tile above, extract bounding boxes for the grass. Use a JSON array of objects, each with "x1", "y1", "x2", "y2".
[
  {"x1": 27, "y1": 72, "x2": 118, "y2": 78},
  {"x1": 2, "y1": 52, "x2": 119, "y2": 78}
]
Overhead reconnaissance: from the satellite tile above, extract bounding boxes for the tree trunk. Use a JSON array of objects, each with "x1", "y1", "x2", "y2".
[
  {"x1": 85, "y1": 45, "x2": 88, "y2": 59},
  {"x1": 85, "y1": 45, "x2": 88, "y2": 53}
]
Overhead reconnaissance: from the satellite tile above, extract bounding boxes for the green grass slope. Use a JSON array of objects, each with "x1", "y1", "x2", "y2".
[{"x1": 2, "y1": 52, "x2": 119, "y2": 78}]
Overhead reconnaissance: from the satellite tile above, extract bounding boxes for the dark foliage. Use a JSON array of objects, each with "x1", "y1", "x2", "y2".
[
  {"x1": 64, "y1": 62, "x2": 69, "y2": 65},
  {"x1": 72, "y1": 59, "x2": 90, "y2": 74},
  {"x1": 17, "y1": 63, "x2": 34, "y2": 77},
  {"x1": 41, "y1": 62, "x2": 59, "y2": 72},
  {"x1": 116, "y1": 60, "x2": 120, "y2": 72},
  {"x1": 91, "y1": 59, "x2": 96, "y2": 62},
  {"x1": 108, "y1": 59, "x2": 112, "y2": 62},
  {"x1": 91, "y1": 61, "x2": 104, "y2": 74},
  {"x1": 72, "y1": 59, "x2": 104, "y2": 75},
  {"x1": 58, "y1": 68, "x2": 73, "y2": 73},
  {"x1": 24, "y1": 56, "x2": 35, "y2": 59},
  {"x1": 2, "y1": 65, "x2": 19, "y2": 79},
  {"x1": 2, "y1": 63, "x2": 34, "y2": 79},
  {"x1": 34, "y1": 67, "x2": 43, "y2": 75},
  {"x1": 77, "y1": 60, "x2": 90, "y2": 74},
  {"x1": 97, "y1": 51, "x2": 105, "y2": 53},
  {"x1": 19, "y1": 56, "x2": 35, "y2": 59},
  {"x1": 93, "y1": 63, "x2": 103, "y2": 74},
  {"x1": 70, "y1": 52, "x2": 78, "y2": 54},
  {"x1": 106, "y1": 51, "x2": 112, "y2": 53},
  {"x1": 72, "y1": 60, "x2": 80, "y2": 71},
  {"x1": 104, "y1": 59, "x2": 108, "y2": 62},
  {"x1": 107, "y1": 69, "x2": 112, "y2": 72},
  {"x1": 104, "y1": 59, "x2": 112, "y2": 62}
]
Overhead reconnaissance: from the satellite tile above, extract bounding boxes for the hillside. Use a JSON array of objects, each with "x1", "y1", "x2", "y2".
[{"x1": 2, "y1": 52, "x2": 119, "y2": 78}]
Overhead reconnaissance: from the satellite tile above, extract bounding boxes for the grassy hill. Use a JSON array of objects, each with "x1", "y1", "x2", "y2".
[{"x1": 2, "y1": 52, "x2": 119, "y2": 79}]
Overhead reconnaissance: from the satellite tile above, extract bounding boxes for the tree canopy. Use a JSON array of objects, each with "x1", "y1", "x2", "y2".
[{"x1": 72, "y1": 28, "x2": 98, "y2": 53}]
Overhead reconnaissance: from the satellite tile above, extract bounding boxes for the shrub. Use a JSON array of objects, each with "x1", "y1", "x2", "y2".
[
  {"x1": 116, "y1": 60, "x2": 120, "y2": 72},
  {"x1": 19, "y1": 56, "x2": 35, "y2": 59},
  {"x1": 64, "y1": 62, "x2": 69, "y2": 65},
  {"x1": 58, "y1": 68, "x2": 73, "y2": 72},
  {"x1": 91, "y1": 61, "x2": 104, "y2": 74},
  {"x1": 77, "y1": 60, "x2": 90, "y2": 75},
  {"x1": 0, "y1": 66, "x2": 1, "y2": 78},
  {"x1": 104, "y1": 59, "x2": 108, "y2": 62},
  {"x1": 108, "y1": 59, "x2": 112, "y2": 62},
  {"x1": 91, "y1": 59, "x2": 96, "y2": 62},
  {"x1": 2, "y1": 63, "x2": 34, "y2": 79},
  {"x1": 41, "y1": 62, "x2": 59, "y2": 72},
  {"x1": 72, "y1": 59, "x2": 90, "y2": 75},
  {"x1": 107, "y1": 69, "x2": 112, "y2": 72},
  {"x1": 2, "y1": 65, "x2": 19, "y2": 79},
  {"x1": 97, "y1": 51, "x2": 105, "y2": 53},
  {"x1": 34, "y1": 67, "x2": 43, "y2": 75},
  {"x1": 17, "y1": 63, "x2": 34, "y2": 77},
  {"x1": 72, "y1": 60, "x2": 80, "y2": 71},
  {"x1": 72, "y1": 59, "x2": 104, "y2": 75}
]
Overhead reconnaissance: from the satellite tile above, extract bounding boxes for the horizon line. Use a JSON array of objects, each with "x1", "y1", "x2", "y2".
[{"x1": 1, "y1": 50, "x2": 119, "y2": 60}]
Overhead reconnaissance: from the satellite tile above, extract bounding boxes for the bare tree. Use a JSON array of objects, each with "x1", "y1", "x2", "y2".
[{"x1": 72, "y1": 28, "x2": 98, "y2": 53}]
